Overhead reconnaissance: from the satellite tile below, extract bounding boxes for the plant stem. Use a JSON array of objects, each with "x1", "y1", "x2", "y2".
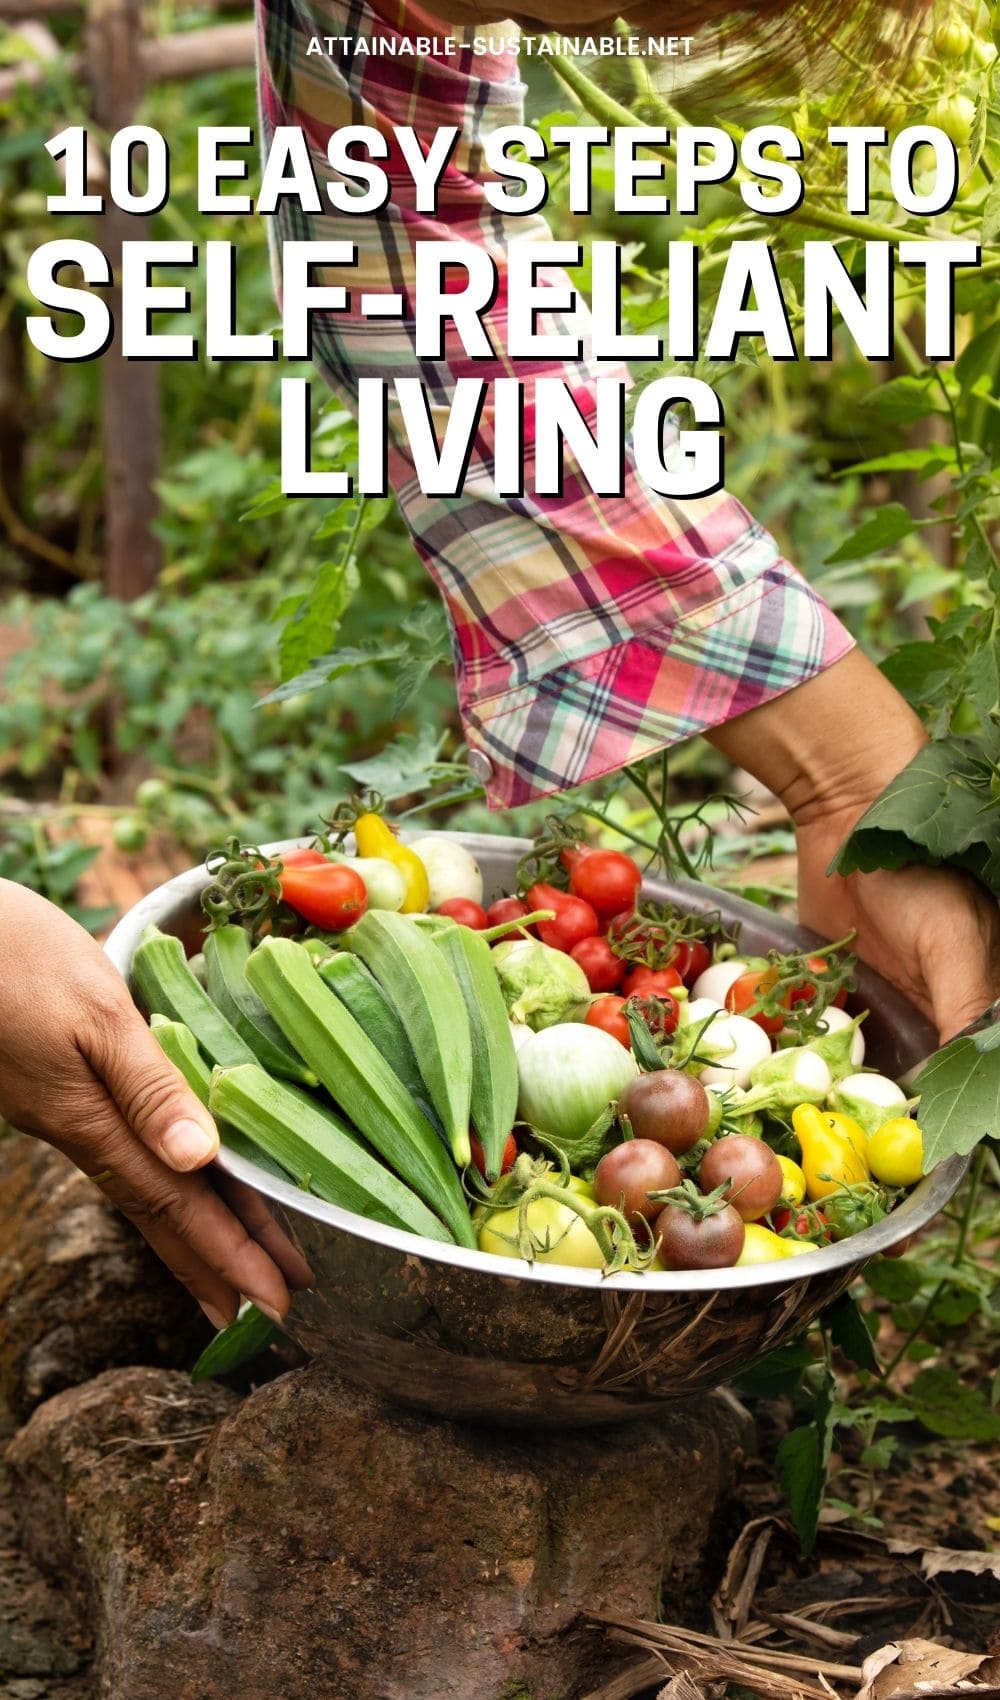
[
  {"x1": 879, "y1": 1148, "x2": 987, "y2": 1383},
  {"x1": 548, "y1": 53, "x2": 945, "y2": 250}
]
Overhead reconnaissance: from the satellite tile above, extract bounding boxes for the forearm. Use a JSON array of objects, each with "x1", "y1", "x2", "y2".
[{"x1": 705, "y1": 649, "x2": 928, "y2": 828}]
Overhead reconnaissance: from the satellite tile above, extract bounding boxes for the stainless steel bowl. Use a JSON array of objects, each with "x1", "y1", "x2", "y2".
[{"x1": 105, "y1": 833, "x2": 967, "y2": 1427}]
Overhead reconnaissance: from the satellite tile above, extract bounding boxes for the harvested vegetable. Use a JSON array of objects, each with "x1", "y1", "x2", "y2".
[
  {"x1": 492, "y1": 937, "x2": 591, "y2": 1030},
  {"x1": 516, "y1": 1022, "x2": 637, "y2": 1166}
]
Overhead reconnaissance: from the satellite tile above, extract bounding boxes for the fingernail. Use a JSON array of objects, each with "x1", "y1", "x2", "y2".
[
  {"x1": 250, "y1": 1299, "x2": 287, "y2": 1327},
  {"x1": 201, "y1": 1302, "x2": 231, "y2": 1332},
  {"x1": 161, "y1": 1118, "x2": 217, "y2": 1169}
]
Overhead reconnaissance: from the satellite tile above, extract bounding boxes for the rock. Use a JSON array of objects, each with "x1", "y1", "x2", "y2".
[
  {"x1": 0, "y1": 1132, "x2": 210, "y2": 1420},
  {"x1": 8, "y1": 1363, "x2": 753, "y2": 1700},
  {"x1": 0, "y1": 1394, "x2": 94, "y2": 1698}
]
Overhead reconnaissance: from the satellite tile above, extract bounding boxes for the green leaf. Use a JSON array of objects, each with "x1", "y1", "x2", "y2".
[
  {"x1": 908, "y1": 1367, "x2": 1000, "y2": 1442},
  {"x1": 190, "y1": 1305, "x2": 277, "y2": 1383},
  {"x1": 823, "y1": 1291, "x2": 879, "y2": 1371},
  {"x1": 983, "y1": 175, "x2": 1000, "y2": 245},
  {"x1": 776, "y1": 1370, "x2": 835, "y2": 1557},
  {"x1": 391, "y1": 654, "x2": 440, "y2": 717},
  {"x1": 240, "y1": 484, "x2": 289, "y2": 521},
  {"x1": 880, "y1": 640, "x2": 965, "y2": 718},
  {"x1": 955, "y1": 320, "x2": 1000, "y2": 391},
  {"x1": 863, "y1": 1259, "x2": 924, "y2": 1304},
  {"x1": 831, "y1": 739, "x2": 1000, "y2": 895},
  {"x1": 823, "y1": 504, "x2": 916, "y2": 565},
  {"x1": 965, "y1": 625, "x2": 1000, "y2": 728},
  {"x1": 735, "y1": 1341, "x2": 815, "y2": 1399},
  {"x1": 862, "y1": 376, "x2": 943, "y2": 424},
  {"x1": 911, "y1": 1036, "x2": 1000, "y2": 1168},
  {"x1": 259, "y1": 641, "x2": 407, "y2": 706},
  {"x1": 278, "y1": 551, "x2": 360, "y2": 682},
  {"x1": 844, "y1": 448, "x2": 956, "y2": 477},
  {"x1": 339, "y1": 727, "x2": 448, "y2": 800}
]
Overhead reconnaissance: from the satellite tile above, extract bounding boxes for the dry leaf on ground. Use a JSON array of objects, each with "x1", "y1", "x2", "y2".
[
  {"x1": 886, "y1": 1547, "x2": 1000, "y2": 1586},
  {"x1": 855, "y1": 1637, "x2": 1000, "y2": 1700}
]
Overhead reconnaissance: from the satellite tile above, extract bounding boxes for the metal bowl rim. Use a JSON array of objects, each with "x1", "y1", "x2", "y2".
[{"x1": 104, "y1": 834, "x2": 968, "y2": 1296}]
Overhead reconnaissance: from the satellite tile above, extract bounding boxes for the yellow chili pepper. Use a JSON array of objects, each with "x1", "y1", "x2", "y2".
[
  {"x1": 354, "y1": 813, "x2": 430, "y2": 914},
  {"x1": 791, "y1": 1103, "x2": 870, "y2": 1201}
]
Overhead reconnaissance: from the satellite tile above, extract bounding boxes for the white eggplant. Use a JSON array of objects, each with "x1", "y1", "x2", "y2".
[{"x1": 408, "y1": 836, "x2": 484, "y2": 907}]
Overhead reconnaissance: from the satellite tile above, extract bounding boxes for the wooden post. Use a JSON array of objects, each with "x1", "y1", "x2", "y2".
[{"x1": 86, "y1": 0, "x2": 162, "y2": 600}]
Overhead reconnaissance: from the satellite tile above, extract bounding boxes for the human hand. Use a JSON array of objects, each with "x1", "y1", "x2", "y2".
[
  {"x1": 0, "y1": 879, "x2": 312, "y2": 1330},
  {"x1": 706, "y1": 649, "x2": 1000, "y2": 1043},
  {"x1": 795, "y1": 815, "x2": 1000, "y2": 1042}
]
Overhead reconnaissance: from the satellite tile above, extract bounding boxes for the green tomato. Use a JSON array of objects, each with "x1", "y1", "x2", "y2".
[
  {"x1": 973, "y1": 37, "x2": 997, "y2": 68},
  {"x1": 866, "y1": 1117, "x2": 924, "y2": 1187},
  {"x1": 135, "y1": 777, "x2": 168, "y2": 813},
  {"x1": 926, "y1": 93, "x2": 976, "y2": 145},
  {"x1": 934, "y1": 19, "x2": 973, "y2": 60},
  {"x1": 477, "y1": 1195, "x2": 604, "y2": 1268},
  {"x1": 112, "y1": 815, "x2": 148, "y2": 853}
]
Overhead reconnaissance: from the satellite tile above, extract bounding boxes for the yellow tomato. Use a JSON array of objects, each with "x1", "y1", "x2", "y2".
[
  {"x1": 477, "y1": 1196, "x2": 605, "y2": 1268},
  {"x1": 866, "y1": 1117, "x2": 924, "y2": 1187},
  {"x1": 736, "y1": 1223, "x2": 792, "y2": 1266},
  {"x1": 775, "y1": 1155, "x2": 806, "y2": 1207},
  {"x1": 792, "y1": 1104, "x2": 870, "y2": 1200}
]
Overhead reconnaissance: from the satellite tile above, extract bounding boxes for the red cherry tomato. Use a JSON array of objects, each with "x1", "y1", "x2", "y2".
[
  {"x1": 669, "y1": 939, "x2": 711, "y2": 985},
  {"x1": 570, "y1": 935, "x2": 625, "y2": 992},
  {"x1": 621, "y1": 964, "x2": 683, "y2": 997},
  {"x1": 436, "y1": 898, "x2": 489, "y2": 929},
  {"x1": 278, "y1": 863, "x2": 368, "y2": 930},
  {"x1": 563, "y1": 847, "x2": 642, "y2": 919},
  {"x1": 771, "y1": 1205, "x2": 829, "y2": 1241},
  {"x1": 526, "y1": 882, "x2": 599, "y2": 953},
  {"x1": 486, "y1": 896, "x2": 535, "y2": 934},
  {"x1": 470, "y1": 1131, "x2": 517, "y2": 1178},
  {"x1": 606, "y1": 910, "x2": 673, "y2": 957},
  {"x1": 634, "y1": 991, "x2": 680, "y2": 1036},
  {"x1": 584, "y1": 995, "x2": 631, "y2": 1048},
  {"x1": 277, "y1": 847, "x2": 329, "y2": 869},
  {"x1": 724, "y1": 968, "x2": 785, "y2": 1036},
  {"x1": 786, "y1": 955, "x2": 848, "y2": 1010}
]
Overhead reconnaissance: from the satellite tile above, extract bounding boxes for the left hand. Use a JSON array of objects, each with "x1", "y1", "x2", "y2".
[{"x1": 796, "y1": 811, "x2": 1000, "y2": 1043}]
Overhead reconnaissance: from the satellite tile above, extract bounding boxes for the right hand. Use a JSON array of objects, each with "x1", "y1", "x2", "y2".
[{"x1": 0, "y1": 879, "x2": 313, "y2": 1330}]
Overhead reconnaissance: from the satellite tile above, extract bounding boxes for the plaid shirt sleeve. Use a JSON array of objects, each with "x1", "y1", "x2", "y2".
[{"x1": 256, "y1": 0, "x2": 854, "y2": 809}]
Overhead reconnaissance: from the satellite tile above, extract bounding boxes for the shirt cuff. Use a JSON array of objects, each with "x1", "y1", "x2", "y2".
[{"x1": 459, "y1": 561, "x2": 855, "y2": 809}]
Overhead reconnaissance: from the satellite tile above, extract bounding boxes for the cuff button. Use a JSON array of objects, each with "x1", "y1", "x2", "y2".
[{"x1": 467, "y1": 748, "x2": 494, "y2": 784}]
